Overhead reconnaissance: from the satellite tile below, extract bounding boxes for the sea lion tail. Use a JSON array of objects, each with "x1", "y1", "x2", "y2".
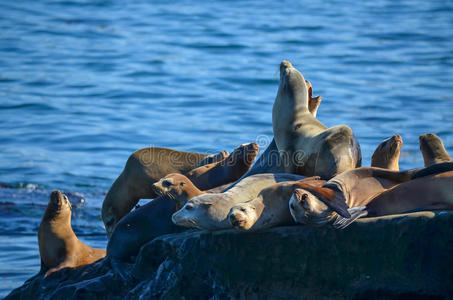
[
  {"x1": 411, "y1": 162, "x2": 453, "y2": 180},
  {"x1": 332, "y1": 206, "x2": 368, "y2": 229}
]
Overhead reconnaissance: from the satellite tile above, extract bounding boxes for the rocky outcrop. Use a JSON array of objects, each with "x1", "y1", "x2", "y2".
[{"x1": 6, "y1": 211, "x2": 453, "y2": 299}]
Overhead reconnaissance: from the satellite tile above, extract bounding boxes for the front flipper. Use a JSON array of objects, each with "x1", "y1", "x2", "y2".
[{"x1": 332, "y1": 206, "x2": 368, "y2": 229}]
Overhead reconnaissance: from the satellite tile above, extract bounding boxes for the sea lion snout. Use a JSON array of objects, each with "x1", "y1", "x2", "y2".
[
  {"x1": 50, "y1": 190, "x2": 70, "y2": 208},
  {"x1": 280, "y1": 60, "x2": 293, "y2": 72},
  {"x1": 228, "y1": 211, "x2": 246, "y2": 228}
]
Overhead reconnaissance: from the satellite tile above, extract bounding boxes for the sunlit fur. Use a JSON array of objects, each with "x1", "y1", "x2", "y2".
[
  {"x1": 371, "y1": 134, "x2": 402, "y2": 171},
  {"x1": 289, "y1": 189, "x2": 336, "y2": 226},
  {"x1": 228, "y1": 203, "x2": 257, "y2": 230},
  {"x1": 172, "y1": 193, "x2": 234, "y2": 230},
  {"x1": 153, "y1": 175, "x2": 188, "y2": 210}
]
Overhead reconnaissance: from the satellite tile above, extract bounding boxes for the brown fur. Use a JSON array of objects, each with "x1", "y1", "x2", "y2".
[
  {"x1": 419, "y1": 133, "x2": 452, "y2": 167},
  {"x1": 153, "y1": 143, "x2": 260, "y2": 210},
  {"x1": 39, "y1": 191, "x2": 105, "y2": 277},
  {"x1": 371, "y1": 134, "x2": 402, "y2": 171},
  {"x1": 102, "y1": 148, "x2": 229, "y2": 237}
]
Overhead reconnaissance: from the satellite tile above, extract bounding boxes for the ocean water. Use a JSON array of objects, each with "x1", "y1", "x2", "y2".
[{"x1": 1, "y1": 0, "x2": 453, "y2": 297}]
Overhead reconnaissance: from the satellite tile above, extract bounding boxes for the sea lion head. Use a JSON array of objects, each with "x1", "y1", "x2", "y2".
[
  {"x1": 172, "y1": 194, "x2": 231, "y2": 230},
  {"x1": 45, "y1": 190, "x2": 72, "y2": 219},
  {"x1": 231, "y1": 142, "x2": 260, "y2": 166},
  {"x1": 419, "y1": 133, "x2": 452, "y2": 167},
  {"x1": 289, "y1": 188, "x2": 334, "y2": 226},
  {"x1": 277, "y1": 61, "x2": 309, "y2": 109},
  {"x1": 371, "y1": 134, "x2": 403, "y2": 171},
  {"x1": 153, "y1": 173, "x2": 192, "y2": 210},
  {"x1": 228, "y1": 202, "x2": 257, "y2": 231}
]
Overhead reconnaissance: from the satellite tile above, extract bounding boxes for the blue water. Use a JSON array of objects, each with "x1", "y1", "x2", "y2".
[{"x1": 1, "y1": 0, "x2": 453, "y2": 297}]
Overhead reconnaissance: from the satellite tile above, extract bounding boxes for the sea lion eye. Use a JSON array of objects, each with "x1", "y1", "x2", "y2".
[
  {"x1": 302, "y1": 194, "x2": 308, "y2": 201},
  {"x1": 162, "y1": 180, "x2": 172, "y2": 188},
  {"x1": 180, "y1": 182, "x2": 185, "y2": 186},
  {"x1": 240, "y1": 208, "x2": 246, "y2": 212},
  {"x1": 185, "y1": 204, "x2": 194, "y2": 210}
]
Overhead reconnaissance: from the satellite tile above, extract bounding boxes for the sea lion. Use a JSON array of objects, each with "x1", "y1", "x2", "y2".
[
  {"x1": 102, "y1": 146, "x2": 248, "y2": 237},
  {"x1": 186, "y1": 142, "x2": 259, "y2": 191},
  {"x1": 153, "y1": 173, "x2": 206, "y2": 211},
  {"x1": 227, "y1": 177, "x2": 324, "y2": 231},
  {"x1": 371, "y1": 134, "x2": 402, "y2": 171},
  {"x1": 234, "y1": 80, "x2": 324, "y2": 180},
  {"x1": 272, "y1": 60, "x2": 361, "y2": 179},
  {"x1": 289, "y1": 162, "x2": 453, "y2": 229},
  {"x1": 38, "y1": 191, "x2": 106, "y2": 276},
  {"x1": 419, "y1": 133, "x2": 452, "y2": 167},
  {"x1": 171, "y1": 173, "x2": 304, "y2": 231}
]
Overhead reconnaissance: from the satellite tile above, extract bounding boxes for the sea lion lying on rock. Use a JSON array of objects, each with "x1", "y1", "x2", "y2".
[
  {"x1": 272, "y1": 60, "x2": 361, "y2": 179},
  {"x1": 39, "y1": 191, "x2": 106, "y2": 277},
  {"x1": 289, "y1": 162, "x2": 453, "y2": 229},
  {"x1": 171, "y1": 173, "x2": 304, "y2": 231},
  {"x1": 228, "y1": 177, "x2": 324, "y2": 231},
  {"x1": 228, "y1": 135, "x2": 403, "y2": 231},
  {"x1": 102, "y1": 144, "x2": 254, "y2": 237}
]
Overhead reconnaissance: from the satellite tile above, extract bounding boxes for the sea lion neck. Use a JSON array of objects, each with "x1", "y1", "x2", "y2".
[{"x1": 181, "y1": 180, "x2": 205, "y2": 200}]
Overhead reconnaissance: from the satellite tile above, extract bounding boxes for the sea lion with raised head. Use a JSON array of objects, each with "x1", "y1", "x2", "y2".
[
  {"x1": 234, "y1": 80, "x2": 325, "y2": 180},
  {"x1": 289, "y1": 162, "x2": 453, "y2": 229},
  {"x1": 419, "y1": 133, "x2": 452, "y2": 167},
  {"x1": 171, "y1": 173, "x2": 304, "y2": 231},
  {"x1": 371, "y1": 134, "x2": 402, "y2": 171},
  {"x1": 272, "y1": 60, "x2": 361, "y2": 179},
  {"x1": 38, "y1": 191, "x2": 106, "y2": 276},
  {"x1": 102, "y1": 146, "x2": 249, "y2": 237},
  {"x1": 153, "y1": 173, "x2": 206, "y2": 211}
]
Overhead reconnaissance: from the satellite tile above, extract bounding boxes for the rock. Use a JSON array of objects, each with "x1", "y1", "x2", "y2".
[{"x1": 6, "y1": 211, "x2": 453, "y2": 299}]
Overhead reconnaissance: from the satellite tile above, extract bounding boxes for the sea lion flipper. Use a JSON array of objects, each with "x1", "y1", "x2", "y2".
[
  {"x1": 326, "y1": 192, "x2": 351, "y2": 218},
  {"x1": 332, "y1": 206, "x2": 368, "y2": 229},
  {"x1": 411, "y1": 162, "x2": 453, "y2": 180}
]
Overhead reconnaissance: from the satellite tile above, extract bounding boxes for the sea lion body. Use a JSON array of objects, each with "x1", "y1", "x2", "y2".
[
  {"x1": 106, "y1": 195, "x2": 177, "y2": 261},
  {"x1": 186, "y1": 143, "x2": 259, "y2": 191},
  {"x1": 289, "y1": 163, "x2": 453, "y2": 228},
  {"x1": 419, "y1": 133, "x2": 452, "y2": 167},
  {"x1": 228, "y1": 177, "x2": 324, "y2": 231},
  {"x1": 235, "y1": 81, "x2": 324, "y2": 181},
  {"x1": 272, "y1": 61, "x2": 361, "y2": 179},
  {"x1": 39, "y1": 191, "x2": 105, "y2": 276},
  {"x1": 171, "y1": 173, "x2": 304, "y2": 231}
]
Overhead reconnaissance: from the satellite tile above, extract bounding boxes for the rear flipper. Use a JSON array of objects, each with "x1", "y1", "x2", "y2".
[
  {"x1": 332, "y1": 206, "x2": 368, "y2": 229},
  {"x1": 411, "y1": 162, "x2": 453, "y2": 180}
]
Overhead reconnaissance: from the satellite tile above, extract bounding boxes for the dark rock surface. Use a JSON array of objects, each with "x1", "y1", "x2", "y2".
[{"x1": 5, "y1": 211, "x2": 453, "y2": 299}]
